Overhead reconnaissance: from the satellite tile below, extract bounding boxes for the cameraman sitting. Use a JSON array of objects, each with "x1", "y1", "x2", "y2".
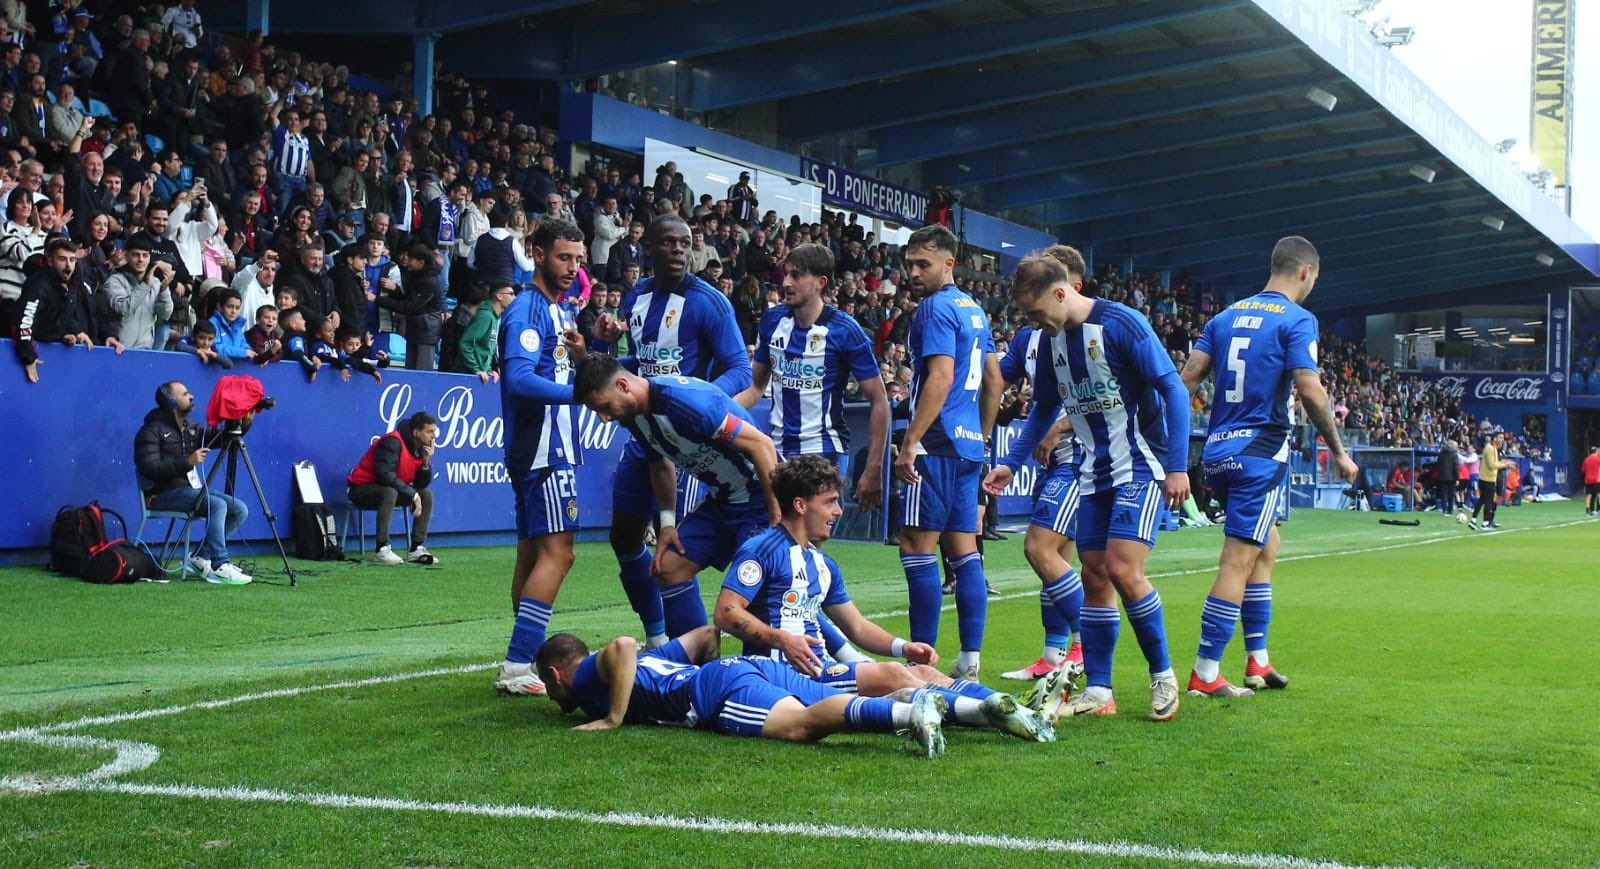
[
  {"x1": 347, "y1": 411, "x2": 439, "y2": 566},
  {"x1": 134, "y1": 382, "x2": 252, "y2": 585}
]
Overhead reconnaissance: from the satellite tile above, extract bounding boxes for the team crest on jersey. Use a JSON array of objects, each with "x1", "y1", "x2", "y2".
[
  {"x1": 825, "y1": 663, "x2": 849, "y2": 677},
  {"x1": 664, "y1": 309, "x2": 679, "y2": 328},
  {"x1": 519, "y1": 329, "x2": 540, "y2": 352},
  {"x1": 1088, "y1": 339, "x2": 1101, "y2": 360},
  {"x1": 809, "y1": 333, "x2": 825, "y2": 352},
  {"x1": 736, "y1": 560, "x2": 763, "y2": 586},
  {"x1": 566, "y1": 500, "x2": 578, "y2": 521}
]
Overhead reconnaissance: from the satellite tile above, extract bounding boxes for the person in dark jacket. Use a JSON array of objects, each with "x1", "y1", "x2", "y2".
[
  {"x1": 1436, "y1": 439, "x2": 1460, "y2": 515},
  {"x1": 133, "y1": 381, "x2": 253, "y2": 584},
  {"x1": 377, "y1": 242, "x2": 444, "y2": 370},
  {"x1": 330, "y1": 246, "x2": 369, "y2": 334},
  {"x1": 108, "y1": 29, "x2": 155, "y2": 124},
  {"x1": 346, "y1": 411, "x2": 439, "y2": 565},
  {"x1": 8, "y1": 238, "x2": 114, "y2": 383},
  {"x1": 281, "y1": 243, "x2": 340, "y2": 329}
]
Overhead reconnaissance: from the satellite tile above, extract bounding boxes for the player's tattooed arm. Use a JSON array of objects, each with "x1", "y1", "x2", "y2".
[
  {"x1": 712, "y1": 589, "x2": 775, "y2": 646},
  {"x1": 1292, "y1": 368, "x2": 1345, "y2": 456},
  {"x1": 1180, "y1": 349, "x2": 1212, "y2": 395}
]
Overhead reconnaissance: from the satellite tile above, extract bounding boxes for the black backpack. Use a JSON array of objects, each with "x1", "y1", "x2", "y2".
[
  {"x1": 48, "y1": 503, "x2": 111, "y2": 576},
  {"x1": 435, "y1": 304, "x2": 474, "y2": 373},
  {"x1": 292, "y1": 503, "x2": 344, "y2": 561},
  {"x1": 49, "y1": 503, "x2": 159, "y2": 583},
  {"x1": 83, "y1": 539, "x2": 161, "y2": 584}
]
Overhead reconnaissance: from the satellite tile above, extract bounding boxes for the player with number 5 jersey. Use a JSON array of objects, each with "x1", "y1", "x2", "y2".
[
  {"x1": 984, "y1": 245, "x2": 1190, "y2": 722},
  {"x1": 1179, "y1": 237, "x2": 1358, "y2": 698}
]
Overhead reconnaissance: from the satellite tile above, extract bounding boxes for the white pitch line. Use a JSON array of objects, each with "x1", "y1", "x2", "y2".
[
  {"x1": 7, "y1": 777, "x2": 1386, "y2": 869},
  {"x1": 862, "y1": 516, "x2": 1594, "y2": 619}
]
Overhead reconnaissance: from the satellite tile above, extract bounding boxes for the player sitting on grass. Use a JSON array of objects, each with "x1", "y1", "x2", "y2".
[
  {"x1": 537, "y1": 625, "x2": 950, "y2": 758},
  {"x1": 712, "y1": 456, "x2": 1055, "y2": 743}
]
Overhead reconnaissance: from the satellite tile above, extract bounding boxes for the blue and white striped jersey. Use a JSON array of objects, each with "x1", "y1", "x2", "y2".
[
  {"x1": 626, "y1": 377, "x2": 763, "y2": 505},
  {"x1": 570, "y1": 639, "x2": 698, "y2": 727},
  {"x1": 721, "y1": 525, "x2": 850, "y2": 659},
  {"x1": 755, "y1": 305, "x2": 881, "y2": 458},
  {"x1": 271, "y1": 126, "x2": 310, "y2": 179},
  {"x1": 909, "y1": 284, "x2": 994, "y2": 462},
  {"x1": 1005, "y1": 300, "x2": 1183, "y2": 494},
  {"x1": 500, "y1": 290, "x2": 580, "y2": 474},
  {"x1": 1194, "y1": 291, "x2": 1319, "y2": 463},
  {"x1": 620, "y1": 274, "x2": 751, "y2": 396},
  {"x1": 999, "y1": 325, "x2": 1084, "y2": 468}
]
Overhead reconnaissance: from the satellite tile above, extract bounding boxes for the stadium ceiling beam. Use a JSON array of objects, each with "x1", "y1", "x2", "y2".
[
  {"x1": 877, "y1": 72, "x2": 1339, "y2": 168},
  {"x1": 685, "y1": 0, "x2": 1249, "y2": 112},
  {"x1": 985, "y1": 127, "x2": 1414, "y2": 211},
  {"x1": 1033, "y1": 153, "x2": 1421, "y2": 225},
  {"x1": 927, "y1": 104, "x2": 1379, "y2": 190},
  {"x1": 1151, "y1": 195, "x2": 1492, "y2": 268},
  {"x1": 1127, "y1": 186, "x2": 1486, "y2": 262},
  {"x1": 779, "y1": 37, "x2": 1289, "y2": 141},
  {"x1": 1313, "y1": 242, "x2": 1551, "y2": 292},
  {"x1": 254, "y1": 0, "x2": 585, "y2": 35},
  {"x1": 1317, "y1": 267, "x2": 1584, "y2": 314},
  {"x1": 1316, "y1": 261, "x2": 1567, "y2": 312},
  {"x1": 1069, "y1": 176, "x2": 1473, "y2": 249},
  {"x1": 1190, "y1": 225, "x2": 1537, "y2": 282},
  {"x1": 439, "y1": 0, "x2": 960, "y2": 79}
]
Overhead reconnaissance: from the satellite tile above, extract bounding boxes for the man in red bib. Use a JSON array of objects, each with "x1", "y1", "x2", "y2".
[{"x1": 348, "y1": 411, "x2": 439, "y2": 564}]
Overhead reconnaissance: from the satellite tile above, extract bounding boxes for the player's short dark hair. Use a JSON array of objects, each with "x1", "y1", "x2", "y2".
[
  {"x1": 772, "y1": 456, "x2": 843, "y2": 516},
  {"x1": 573, "y1": 354, "x2": 624, "y2": 405},
  {"x1": 1270, "y1": 236, "x2": 1320, "y2": 276},
  {"x1": 905, "y1": 223, "x2": 958, "y2": 256},
  {"x1": 408, "y1": 411, "x2": 437, "y2": 432},
  {"x1": 535, "y1": 632, "x2": 589, "y2": 680},
  {"x1": 786, "y1": 243, "x2": 834, "y2": 283},
  {"x1": 531, "y1": 217, "x2": 584, "y2": 251},
  {"x1": 646, "y1": 213, "x2": 690, "y2": 243}
]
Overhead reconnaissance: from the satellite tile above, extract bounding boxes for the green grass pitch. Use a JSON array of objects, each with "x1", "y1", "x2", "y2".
[{"x1": 1, "y1": 503, "x2": 1595, "y2": 866}]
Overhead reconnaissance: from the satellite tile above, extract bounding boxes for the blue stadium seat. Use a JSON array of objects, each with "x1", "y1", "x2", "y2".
[
  {"x1": 134, "y1": 479, "x2": 196, "y2": 581},
  {"x1": 340, "y1": 501, "x2": 411, "y2": 556}
]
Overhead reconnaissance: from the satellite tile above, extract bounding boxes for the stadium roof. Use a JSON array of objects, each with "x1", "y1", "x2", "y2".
[{"x1": 245, "y1": 0, "x2": 1599, "y2": 315}]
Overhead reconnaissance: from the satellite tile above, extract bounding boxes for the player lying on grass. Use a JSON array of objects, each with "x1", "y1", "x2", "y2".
[
  {"x1": 712, "y1": 455, "x2": 1058, "y2": 742},
  {"x1": 537, "y1": 625, "x2": 950, "y2": 757}
]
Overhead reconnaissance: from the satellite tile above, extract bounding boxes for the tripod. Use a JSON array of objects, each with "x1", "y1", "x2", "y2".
[{"x1": 171, "y1": 421, "x2": 299, "y2": 586}]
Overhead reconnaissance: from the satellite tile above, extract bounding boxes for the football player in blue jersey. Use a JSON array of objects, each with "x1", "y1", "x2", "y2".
[
  {"x1": 493, "y1": 219, "x2": 589, "y2": 697},
  {"x1": 894, "y1": 224, "x2": 1004, "y2": 679},
  {"x1": 1179, "y1": 237, "x2": 1357, "y2": 697},
  {"x1": 737, "y1": 242, "x2": 890, "y2": 510},
  {"x1": 574, "y1": 355, "x2": 783, "y2": 615},
  {"x1": 538, "y1": 626, "x2": 947, "y2": 756},
  {"x1": 712, "y1": 456, "x2": 1054, "y2": 742},
  {"x1": 586, "y1": 215, "x2": 752, "y2": 645},
  {"x1": 994, "y1": 325, "x2": 1088, "y2": 690},
  {"x1": 984, "y1": 245, "x2": 1191, "y2": 721}
]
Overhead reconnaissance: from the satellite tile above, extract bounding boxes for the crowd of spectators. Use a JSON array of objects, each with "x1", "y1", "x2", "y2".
[{"x1": 0, "y1": 2, "x2": 1545, "y2": 463}]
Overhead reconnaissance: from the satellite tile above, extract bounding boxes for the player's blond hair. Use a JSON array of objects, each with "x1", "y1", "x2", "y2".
[{"x1": 1012, "y1": 244, "x2": 1086, "y2": 298}]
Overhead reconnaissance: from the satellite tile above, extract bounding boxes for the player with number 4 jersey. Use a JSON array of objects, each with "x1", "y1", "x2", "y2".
[
  {"x1": 1179, "y1": 237, "x2": 1358, "y2": 698},
  {"x1": 893, "y1": 225, "x2": 1003, "y2": 681}
]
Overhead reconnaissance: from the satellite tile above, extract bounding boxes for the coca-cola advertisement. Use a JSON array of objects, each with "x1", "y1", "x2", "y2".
[{"x1": 1418, "y1": 373, "x2": 1549, "y2": 404}]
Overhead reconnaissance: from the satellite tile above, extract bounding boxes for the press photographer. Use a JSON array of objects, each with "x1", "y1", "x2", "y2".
[{"x1": 134, "y1": 381, "x2": 252, "y2": 585}]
